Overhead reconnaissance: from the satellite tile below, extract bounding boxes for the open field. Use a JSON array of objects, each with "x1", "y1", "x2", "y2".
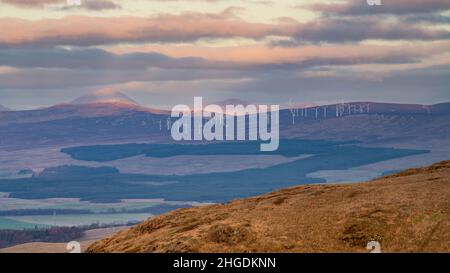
[
  {"x1": 5, "y1": 213, "x2": 153, "y2": 228},
  {"x1": 0, "y1": 197, "x2": 202, "y2": 230},
  {"x1": 0, "y1": 197, "x2": 197, "y2": 212},
  {"x1": 0, "y1": 146, "x2": 303, "y2": 177},
  {"x1": 0, "y1": 217, "x2": 49, "y2": 230},
  {"x1": 0, "y1": 140, "x2": 427, "y2": 203}
]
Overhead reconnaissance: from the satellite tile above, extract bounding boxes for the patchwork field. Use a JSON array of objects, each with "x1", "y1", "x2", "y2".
[
  {"x1": 0, "y1": 197, "x2": 198, "y2": 212},
  {"x1": 0, "y1": 140, "x2": 429, "y2": 232},
  {"x1": 0, "y1": 217, "x2": 49, "y2": 230},
  {"x1": 5, "y1": 213, "x2": 153, "y2": 228},
  {"x1": 0, "y1": 146, "x2": 304, "y2": 177},
  {"x1": 0, "y1": 197, "x2": 200, "y2": 230}
]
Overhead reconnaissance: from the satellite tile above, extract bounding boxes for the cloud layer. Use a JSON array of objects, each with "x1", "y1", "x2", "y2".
[{"x1": 0, "y1": 0, "x2": 449, "y2": 109}]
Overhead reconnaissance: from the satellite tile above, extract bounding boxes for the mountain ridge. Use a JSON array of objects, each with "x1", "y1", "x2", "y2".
[
  {"x1": 0, "y1": 102, "x2": 169, "y2": 126},
  {"x1": 0, "y1": 101, "x2": 448, "y2": 149},
  {"x1": 0, "y1": 105, "x2": 11, "y2": 112},
  {"x1": 70, "y1": 91, "x2": 139, "y2": 106}
]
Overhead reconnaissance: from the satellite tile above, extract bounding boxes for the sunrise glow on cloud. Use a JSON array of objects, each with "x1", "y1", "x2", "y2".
[{"x1": 0, "y1": 0, "x2": 449, "y2": 109}]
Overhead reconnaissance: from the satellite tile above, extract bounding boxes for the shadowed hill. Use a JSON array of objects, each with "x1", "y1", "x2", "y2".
[
  {"x1": 0, "y1": 101, "x2": 448, "y2": 148},
  {"x1": 0, "y1": 105, "x2": 11, "y2": 112},
  {"x1": 87, "y1": 160, "x2": 450, "y2": 253}
]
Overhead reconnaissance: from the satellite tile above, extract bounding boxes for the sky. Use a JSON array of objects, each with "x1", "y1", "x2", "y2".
[{"x1": 0, "y1": 0, "x2": 449, "y2": 109}]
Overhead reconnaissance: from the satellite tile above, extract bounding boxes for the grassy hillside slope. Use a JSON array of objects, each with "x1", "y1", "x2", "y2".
[{"x1": 88, "y1": 161, "x2": 450, "y2": 253}]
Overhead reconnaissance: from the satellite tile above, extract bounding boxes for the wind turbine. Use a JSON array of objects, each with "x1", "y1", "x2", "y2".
[
  {"x1": 288, "y1": 99, "x2": 297, "y2": 125},
  {"x1": 166, "y1": 117, "x2": 172, "y2": 131}
]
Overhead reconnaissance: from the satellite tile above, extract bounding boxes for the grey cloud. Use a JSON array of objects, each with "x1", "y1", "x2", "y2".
[
  {"x1": 2, "y1": 0, "x2": 121, "y2": 10},
  {"x1": 308, "y1": 0, "x2": 450, "y2": 15},
  {"x1": 0, "y1": 47, "x2": 203, "y2": 70},
  {"x1": 3, "y1": 64, "x2": 449, "y2": 109},
  {"x1": 0, "y1": 46, "x2": 422, "y2": 73},
  {"x1": 289, "y1": 17, "x2": 450, "y2": 44},
  {"x1": 1, "y1": 12, "x2": 449, "y2": 49},
  {"x1": 1, "y1": 0, "x2": 61, "y2": 8},
  {"x1": 81, "y1": 0, "x2": 120, "y2": 10},
  {"x1": 0, "y1": 67, "x2": 247, "y2": 89},
  {"x1": 223, "y1": 65, "x2": 450, "y2": 105},
  {"x1": 405, "y1": 14, "x2": 450, "y2": 24}
]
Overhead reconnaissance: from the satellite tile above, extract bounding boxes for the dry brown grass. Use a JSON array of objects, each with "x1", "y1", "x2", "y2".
[{"x1": 88, "y1": 161, "x2": 450, "y2": 253}]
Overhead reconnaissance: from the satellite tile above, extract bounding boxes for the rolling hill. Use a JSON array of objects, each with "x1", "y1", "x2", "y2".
[
  {"x1": 87, "y1": 160, "x2": 450, "y2": 253},
  {"x1": 0, "y1": 101, "x2": 448, "y2": 149},
  {"x1": 0, "y1": 105, "x2": 11, "y2": 112},
  {"x1": 70, "y1": 91, "x2": 139, "y2": 106},
  {"x1": 0, "y1": 95, "x2": 168, "y2": 127}
]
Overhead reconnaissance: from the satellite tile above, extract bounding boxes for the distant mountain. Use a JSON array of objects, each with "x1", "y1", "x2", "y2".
[
  {"x1": 0, "y1": 105, "x2": 11, "y2": 112},
  {"x1": 0, "y1": 100, "x2": 448, "y2": 149},
  {"x1": 0, "y1": 103, "x2": 150, "y2": 126},
  {"x1": 70, "y1": 91, "x2": 138, "y2": 106},
  {"x1": 278, "y1": 102, "x2": 450, "y2": 144},
  {"x1": 0, "y1": 92, "x2": 168, "y2": 126},
  {"x1": 213, "y1": 99, "x2": 251, "y2": 107},
  {"x1": 430, "y1": 102, "x2": 450, "y2": 115},
  {"x1": 87, "y1": 160, "x2": 450, "y2": 253},
  {"x1": 283, "y1": 102, "x2": 450, "y2": 116}
]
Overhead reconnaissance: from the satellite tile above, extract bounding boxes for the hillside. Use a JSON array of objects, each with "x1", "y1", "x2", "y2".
[
  {"x1": 88, "y1": 160, "x2": 450, "y2": 253},
  {"x1": 70, "y1": 91, "x2": 138, "y2": 106},
  {"x1": 0, "y1": 105, "x2": 11, "y2": 112},
  {"x1": 0, "y1": 101, "x2": 448, "y2": 149},
  {"x1": 280, "y1": 113, "x2": 450, "y2": 144}
]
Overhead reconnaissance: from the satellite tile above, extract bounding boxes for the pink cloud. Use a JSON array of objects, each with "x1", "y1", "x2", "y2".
[{"x1": 0, "y1": 14, "x2": 292, "y2": 47}]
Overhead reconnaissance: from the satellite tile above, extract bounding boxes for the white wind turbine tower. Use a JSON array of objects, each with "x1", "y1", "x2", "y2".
[
  {"x1": 338, "y1": 99, "x2": 346, "y2": 117},
  {"x1": 348, "y1": 104, "x2": 353, "y2": 115},
  {"x1": 357, "y1": 104, "x2": 363, "y2": 114},
  {"x1": 166, "y1": 117, "x2": 172, "y2": 131},
  {"x1": 422, "y1": 104, "x2": 431, "y2": 114},
  {"x1": 158, "y1": 119, "x2": 162, "y2": 131},
  {"x1": 288, "y1": 100, "x2": 297, "y2": 125}
]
